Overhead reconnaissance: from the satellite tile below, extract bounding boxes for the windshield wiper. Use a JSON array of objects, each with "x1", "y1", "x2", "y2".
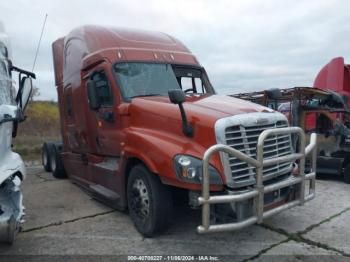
[{"x1": 130, "y1": 94, "x2": 162, "y2": 98}]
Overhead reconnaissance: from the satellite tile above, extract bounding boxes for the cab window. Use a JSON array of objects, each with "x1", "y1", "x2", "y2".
[
  {"x1": 91, "y1": 71, "x2": 113, "y2": 107},
  {"x1": 174, "y1": 66, "x2": 207, "y2": 94},
  {"x1": 180, "y1": 77, "x2": 205, "y2": 94}
]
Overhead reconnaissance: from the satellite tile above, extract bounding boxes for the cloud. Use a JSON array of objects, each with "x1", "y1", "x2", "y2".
[{"x1": 0, "y1": 0, "x2": 349, "y2": 100}]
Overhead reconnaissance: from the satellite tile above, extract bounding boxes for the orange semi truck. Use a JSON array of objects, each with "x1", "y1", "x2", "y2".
[{"x1": 42, "y1": 26, "x2": 317, "y2": 236}]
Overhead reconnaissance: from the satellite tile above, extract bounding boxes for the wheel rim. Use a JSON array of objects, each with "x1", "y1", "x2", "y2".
[
  {"x1": 42, "y1": 149, "x2": 48, "y2": 166},
  {"x1": 130, "y1": 178, "x2": 150, "y2": 220},
  {"x1": 51, "y1": 156, "x2": 56, "y2": 172}
]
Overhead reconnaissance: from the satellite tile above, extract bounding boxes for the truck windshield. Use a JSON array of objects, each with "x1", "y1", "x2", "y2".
[{"x1": 113, "y1": 62, "x2": 211, "y2": 100}]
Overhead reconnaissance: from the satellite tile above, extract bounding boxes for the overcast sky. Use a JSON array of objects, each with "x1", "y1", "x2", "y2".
[{"x1": 1, "y1": 0, "x2": 350, "y2": 100}]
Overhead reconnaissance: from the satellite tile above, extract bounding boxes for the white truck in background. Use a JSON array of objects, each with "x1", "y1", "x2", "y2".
[{"x1": 0, "y1": 23, "x2": 35, "y2": 244}]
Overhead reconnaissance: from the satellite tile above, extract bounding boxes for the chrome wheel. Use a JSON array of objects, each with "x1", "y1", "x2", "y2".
[
  {"x1": 130, "y1": 178, "x2": 150, "y2": 220},
  {"x1": 42, "y1": 150, "x2": 48, "y2": 166},
  {"x1": 50, "y1": 155, "x2": 56, "y2": 173}
]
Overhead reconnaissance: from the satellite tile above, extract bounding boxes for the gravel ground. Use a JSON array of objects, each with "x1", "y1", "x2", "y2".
[{"x1": 0, "y1": 166, "x2": 349, "y2": 262}]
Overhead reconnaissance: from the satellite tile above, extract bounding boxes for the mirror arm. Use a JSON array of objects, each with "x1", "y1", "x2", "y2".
[
  {"x1": 0, "y1": 112, "x2": 23, "y2": 125},
  {"x1": 10, "y1": 65, "x2": 36, "y2": 79},
  {"x1": 178, "y1": 103, "x2": 194, "y2": 137},
  {"x1": 168, "y1": 89, "x2": 194, "y2": 137},
  {"x1": 0, "y1": 117, "x2": 17, "y2": 125}
]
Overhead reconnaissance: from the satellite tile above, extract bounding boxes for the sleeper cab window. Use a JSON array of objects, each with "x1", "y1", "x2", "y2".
[{"x1": 91, "y1": 71, "x2": 113, "y2": 107}]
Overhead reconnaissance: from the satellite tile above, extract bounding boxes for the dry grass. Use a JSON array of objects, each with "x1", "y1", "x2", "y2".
[{"x1": 13, "y1": 101, "x2": 61, "y2": 160}]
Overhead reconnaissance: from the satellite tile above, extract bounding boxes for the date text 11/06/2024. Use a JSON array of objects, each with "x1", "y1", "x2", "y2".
[{"x1": 127, "y1": 255, "x2": 220, "y2": 261}]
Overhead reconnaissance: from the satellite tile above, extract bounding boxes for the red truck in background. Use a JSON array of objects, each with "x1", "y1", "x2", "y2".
[
  {"x1": 312, "y1": 57, "x2": 350, "y2": 180},
  {"x1": 42, "y1": 25, "x2": 317, "y2": 236},
  {"x1": 305, "y1": 57, "x2": 350, "y2": 131},
  {"x1": 314, "y1": 57, "x2": 350, "y2": 102},
  {"x1": 232, "y1": 56, "x2": 350, "y2": 183}
]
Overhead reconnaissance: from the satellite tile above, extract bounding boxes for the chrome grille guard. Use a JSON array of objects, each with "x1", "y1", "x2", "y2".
[{"x1": 197, "y1": 127, "x2": 317, "y2": 234}]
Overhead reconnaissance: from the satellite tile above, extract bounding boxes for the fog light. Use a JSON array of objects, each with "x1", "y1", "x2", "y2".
[
  {"x1": 292, "y1": 163, "x2": 299, "y2": 176},
  {"x1": 187, "y1": 167, "x2": 196, "y2": 179}
]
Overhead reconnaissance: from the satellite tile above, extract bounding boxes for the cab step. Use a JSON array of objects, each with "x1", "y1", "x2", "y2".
[{"x1": 89, "y1": 184, "x2": 120, "y2": 201}]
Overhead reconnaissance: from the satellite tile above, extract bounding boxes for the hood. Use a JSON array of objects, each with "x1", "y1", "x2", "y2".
[
  {"x1": 128, "y1": 94, "x2": 277, "y2": 176},
  {"x1": 183, "y1": 94, "x2": 274, "y2": 117},
  {"x1": 131, "y1": 94, "x2": 274, "y2": 123},
  {"x1": 129, "y1": 94, "x2": 275, "y2": 140}
]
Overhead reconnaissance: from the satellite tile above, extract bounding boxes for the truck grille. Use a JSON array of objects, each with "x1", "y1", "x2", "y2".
[{"x1": 224, "y1": 120, "x2": 292, "y2": 187}]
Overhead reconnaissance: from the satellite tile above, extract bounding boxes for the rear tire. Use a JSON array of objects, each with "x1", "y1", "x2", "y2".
[
  {"x1": 344, "y1": 164, "x2": 350, "y2": 184},
  {"x1": 42, "y1": 142, "x2": 53, "y2": 172},
  {"x1": 127, "y1": 164, "x2": 172, "y2": 237},
  {"x1": 50, "y1": 144, "x2": 67, "y2": 179}
]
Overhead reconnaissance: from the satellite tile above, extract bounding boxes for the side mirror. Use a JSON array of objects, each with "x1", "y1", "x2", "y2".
[
  {"x1": 168, "y1": 89, "x2": 186, "y2": 104},
  {"x1": 16, "y1": 76, "x2": 33, "y2": 112},
  {"x1": 87, "y1": 80, "x2": 100, "y2": 110},
  {"x1": 168, "y1": 89, "x2": 194, "y2": 137}
]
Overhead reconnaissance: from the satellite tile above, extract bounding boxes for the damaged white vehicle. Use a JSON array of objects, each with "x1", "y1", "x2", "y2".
[{"x1": 0, "y1": 25, "x2": 35, "y2": 244}]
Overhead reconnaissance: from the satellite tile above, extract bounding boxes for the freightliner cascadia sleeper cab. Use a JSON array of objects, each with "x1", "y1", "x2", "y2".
[{"x1": 43, "y1": 26, "x2": 317, "y2": 236}]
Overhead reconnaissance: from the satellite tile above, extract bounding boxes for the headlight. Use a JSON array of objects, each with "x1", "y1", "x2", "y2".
[{"x1": 173, "y1": 155, "x2": 222, "y2": 185}]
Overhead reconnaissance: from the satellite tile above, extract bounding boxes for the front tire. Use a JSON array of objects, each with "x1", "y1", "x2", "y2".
[{"x1": 127, "y1": 164, "x2": 172, "y2": 237}]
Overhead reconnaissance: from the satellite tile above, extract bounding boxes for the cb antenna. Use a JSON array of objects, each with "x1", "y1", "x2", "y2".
[{"x1": 32, "y1": 14, "x2": 47, "y2": 72}]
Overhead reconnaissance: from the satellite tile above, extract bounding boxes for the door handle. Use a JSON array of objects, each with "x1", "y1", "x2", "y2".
[{"x1": 101, "y1": 112, "x2": 114, "y2": 123}]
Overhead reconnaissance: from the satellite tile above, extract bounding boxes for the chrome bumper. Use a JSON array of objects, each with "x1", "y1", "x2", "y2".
[{"x1": 198, "y1": 127, "x2": 317, "y2": 234}]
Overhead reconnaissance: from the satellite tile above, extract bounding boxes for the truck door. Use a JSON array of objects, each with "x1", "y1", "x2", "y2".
[
  {"x1": 85, "y1": 64, "x2": 122, "y2": 156},
  {"x1": 83, "y1": 63, "x2": 125, "y2": 202}
]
